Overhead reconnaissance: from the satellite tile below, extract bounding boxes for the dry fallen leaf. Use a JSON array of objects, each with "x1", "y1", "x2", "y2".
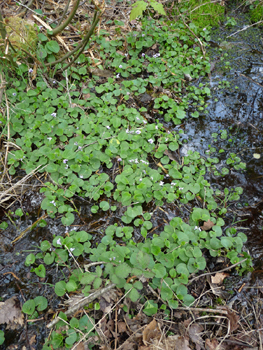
[
  {"x1": 200, "y1": 220, "x2": 215, "y2": 231},
  {"x1": 167, "y1": 335, "x2": 191, "y2": 350},
  {"x1": 205, "y1": 338, "x2": 219, "y2": 350},
  {"x1": 188, "y1": 324, "x2": 204, "y2": 350},
  {"x1": 143, "y1": 319, "x2": 162, "y2": 346},
  {"x1": 118, "y1": 321, "x2": 126, "y2": 333},
  {"x1": 211, "y1": 272, "x2": 229, "y2": 285},
  {"x1": 0, "y1": 296, "x2": 24, "y2": 329},
  {"x1": 164, "y1": 149, "x2": 178, "y2": 161},
  {"x1": 220, "y1": 307, "x2": 240, "y2": 332}
]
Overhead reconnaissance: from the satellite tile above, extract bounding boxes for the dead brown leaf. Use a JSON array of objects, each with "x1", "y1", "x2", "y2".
[
  {"x1": 211, "y1": 272, "x2": 229, "y2": 285},
  {"x1": 169, "y1": 335, "x2": 191, "y2": 350},
  {"x1": 0, "y1": 296, "x2": 24, "y2": 329},
  {"x1": 220, "y1": 307, "x2": 240, "y2": 332},
  {"x1": 164, "y1": 149, "x2": 177, "y2": 161},
  {"x1": 118, "y1": 321, "x2": 126, "y2": 333},
  {"x1": 75, "y1": 342, "x2": 90, "y2": 350},
  {"x1": 188, "y1": 324, "x2": 204, "y2": 350},
  {"x1": 201, "y1": 220, "x2": 215, "y2": 231},
  {"x1": 205, "y1": 338, "x2": 219, "y2": 350},
  {"x1": 143, "y1": 319, "x2": 161, "y2": 346}
]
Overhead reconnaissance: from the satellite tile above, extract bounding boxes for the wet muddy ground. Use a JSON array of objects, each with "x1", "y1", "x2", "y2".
[{"x1": 1, "y1": 8, "x2": 263, "y2": 350}]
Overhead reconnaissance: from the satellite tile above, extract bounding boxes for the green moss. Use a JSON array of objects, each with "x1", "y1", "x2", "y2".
[
  {"x1": 190, "y1": 0, "x2": 225, "y2": 28},
  {"x1": 6, "y1": 17, "x2": 37, "y2": 52},
  {"x1": 250, "y1": 2, "x2": 263, "y2": 22},
  {"x1": 178, "y1": 0, "x2": 225, "y2": 29}
]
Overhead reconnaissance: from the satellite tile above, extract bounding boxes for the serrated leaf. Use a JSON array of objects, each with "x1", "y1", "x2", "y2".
[
  {"x1": 128, "y1": 288, "x2": 140, "y2": 302},
  {"x1": 115, "y1": 263, "x2": 131, "y2": 278},
  {"x1": 150, "y1": 1, "x2": 166, "y2": 15},
  {"x1": 130, "y1": 1, "x2": 148, "y2": 20}
]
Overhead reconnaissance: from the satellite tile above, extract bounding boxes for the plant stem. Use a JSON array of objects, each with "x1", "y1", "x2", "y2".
[
  {"x1": 0, "y1": 12, "x2": 6, "y2": 40},
  {"x1": 48, "y1": 0, "x2": 80, "y2": 37},
  {"x1": 45, "y1": 11, "x2": 100, "y2": 69}
]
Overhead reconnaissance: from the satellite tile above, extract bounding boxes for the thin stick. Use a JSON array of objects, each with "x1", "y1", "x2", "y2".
[
  {"x1": 189, "y1": 258, "x2": 247, "y2": 284},
  {"x1": 176, "y1": 306, "x2": 228, "y2": 315},
  {"x1": 46, "y1": 282, "x2": 116, "y2": 329},
  {"x1": 4, "y1": 90, "x2": 10, "y2": 169},
  {"x1": 12, "y1": 214, "x2": 48, "y2": 244},
  {"x1": 227, "y1": 21, "x2": 263, "y2": 38}
]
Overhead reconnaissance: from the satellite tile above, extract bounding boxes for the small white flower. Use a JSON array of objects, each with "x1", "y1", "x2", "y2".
[
  {"x1": 167, "y1": 131, "x2": 170, "y2": 134},
  {"x1": 47, "y1": 137, "x2": 52, "y2": 141},
  {"x1": 139, "y1": 178, "x2": 142, "y2": 181},
  {"x1": 143, "y1": 120, "x2": 147, "y2": 124},
  {"x1": 28, "y1": 68, "x2": 33, "y2": 73},
  {"x1": 203, "y1": 28, "x2": 206, "y2": 31},
  {"x1": 53, "y1": 80, "x2": 56, "y2": 84},
  {"x1": 142, "y1": 53, "x2": 145, "y2": 57},
  {"x1": 125, "y1": 53, "x2": 128, "y2": 56},
  {"x1": 74, "y1": 142, "x2": 78, "y2": 146},
  {"x1": 78, "y1": 146, "x2": 82, "y2": 150},
  {"x1": 160, "y1": 181, "x2": 164, "y2": 186},
  {"x1": 119, "y1": 65, "x2": 122, "y2": 68},
  {"x1": 38, "y1": 26, "x2": 43, "y2": 29},
  {"x1": 136, "y1": 130, "x2": 141, "y2": 134},
  {"x1": 51, "y1": 200, "x2": 56, "y2": 206},
  {"x1": 12, "y1": 93, "x2": 16, "y2": 96},
  {"x1": 63, "y1": 159, "x2": 68, "y2": 164},
  {"x1": 117, "y1": 157, "x2": 122, "y2": 162},
  {"x1": 126, "y1": 129, "x2": 129, "y2": 133},
  {"x1": 79, "y1": 175, "x2": 83, "y2": 178},
  {"x1": 155, "y1": 125, "x2": 158, "y2": 130},
  {"x1": 142, "y1": 34, "x2": 145, "y2": 37},
  {"x1": 136, "y1": 117, "x2": 140, "y2": 120},
  {"x1": 65, "y1": 165, "x2": 68, "y2": 169},
  {"x1": 151, "y1": 176, "x2": 153, "y2": 180},
  {"x1": 148, "y1": 138, "x2": 154, "y2": 144},
  {"x1": 70, "y1": 248, "x2": 75, "y2": 252},
  {"x1": 165, "y1": 174, "x2": 170, "y2": 178},
  {"x1": 51, "y1": 112, "x2": 56, "y2": 117},
  {"x1": 171, "y1": 182, "x2": 176, "y2": 186},
  {"x1": 116, "y1": 73, "x2": 120, "y2": 79},
  {"x1": 106, "y1": 125, "x2": 110, "y2": 129},
  {"x1": 134, "y1": 159, "x2": 138, "y2": 164},
  {"x1": 179, "y1": 187, "x2": 184, "y2": 190},
  {"x1": 113, "y1": 257, "x2": 116, "y2": 260},
  {"x1": 56, "y1": 238, "x2": 62, "y2": 246}
]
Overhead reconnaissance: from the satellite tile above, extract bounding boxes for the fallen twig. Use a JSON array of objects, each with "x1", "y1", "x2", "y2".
[
  {"x1": 46, "y1": 282, "x2": 116, "y2": 329},
  {"x1": 188, "y1": 258, "x2": 247, "y2": 284}
]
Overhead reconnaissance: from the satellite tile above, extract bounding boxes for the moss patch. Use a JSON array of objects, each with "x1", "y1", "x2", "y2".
[
  {"x1": 250, "y1": 2, "x2": 263, "y2": 22},
  {"x1": 6, "y1": 17, "x2": 37, "y2": 52},
  {"x1": 178, "y1": 0, "x2": 225, "y2": 29}
]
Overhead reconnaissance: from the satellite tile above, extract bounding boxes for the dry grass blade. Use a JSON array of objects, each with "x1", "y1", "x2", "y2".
[{"x1": 0, "y1": 164, "x2": 46, "y2": 207}]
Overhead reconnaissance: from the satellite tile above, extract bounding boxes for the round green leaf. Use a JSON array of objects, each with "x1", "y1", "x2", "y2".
[
  {"x1": 22, "y1": 300, "x2": 35, "y2": 315},
  {"x1": 55, "y1": 281, "x2": 67, "y2": 296},
  {"x1": 46, "y1": 40, "x2": 60, "y2": 53}
]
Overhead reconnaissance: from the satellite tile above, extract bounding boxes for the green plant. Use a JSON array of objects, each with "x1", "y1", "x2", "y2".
[
  {"x1": 2, "y1": 11, "x2": 253, "y2": 349},
  {"x1": 0, "y1": 330, "x2": 4, "y2": 345},
  {"x1": 225, "y1": 17, "x2": 237, "y2": 28},
  {"x1": 130, "y1": 0, "x2": 166, "y2": 20}
]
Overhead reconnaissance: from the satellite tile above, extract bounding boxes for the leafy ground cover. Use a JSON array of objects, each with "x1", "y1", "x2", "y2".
[{"x1": 0, "y1": 0, "x2": 257, "y2": 349}]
